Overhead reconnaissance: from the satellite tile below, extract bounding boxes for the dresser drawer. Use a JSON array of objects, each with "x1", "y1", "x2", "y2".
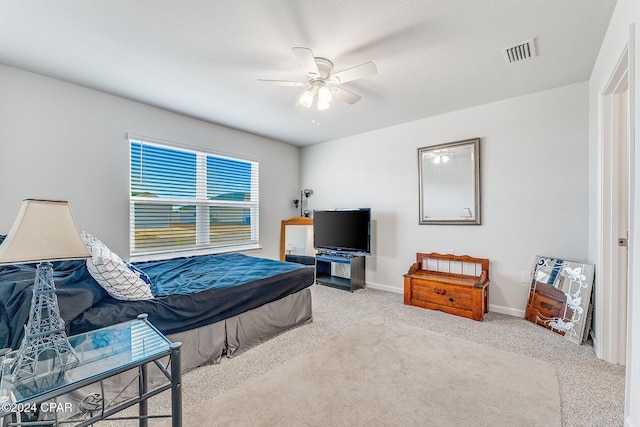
[
  {"x1": 410, "y1": 280, "x2": 473, "y2": 311},
  {"x1": 525, "y1": 287, "x2": 573, "y2": 337},
  {"x1": 526, "y1": 287, "x2": 572, "y2": 319},
  {"x1": 530, "y1": 291, "x2": 564, "y2": 318}
]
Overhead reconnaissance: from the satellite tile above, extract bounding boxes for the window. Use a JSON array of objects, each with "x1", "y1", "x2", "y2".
[{"x1": 129, "y1": 137, "x2": 259, "y2": 258}]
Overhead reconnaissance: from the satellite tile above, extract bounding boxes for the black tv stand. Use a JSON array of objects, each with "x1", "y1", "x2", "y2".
[{"x1": 315, "y1": 252, "x2": 366, "y2": 292}]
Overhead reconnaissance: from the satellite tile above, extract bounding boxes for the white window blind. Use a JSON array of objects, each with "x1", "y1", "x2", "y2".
[{"x1": 129, "y1": 138, "x2": 259, "y2": 258}]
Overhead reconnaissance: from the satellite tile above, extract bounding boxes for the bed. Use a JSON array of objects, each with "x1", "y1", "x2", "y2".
[
  {"x1": 0, "y1": 232, "x2": 314, "y2": 424},
  {"x1": 0, "y1": 237, "x2": 315, "y2": 374}
]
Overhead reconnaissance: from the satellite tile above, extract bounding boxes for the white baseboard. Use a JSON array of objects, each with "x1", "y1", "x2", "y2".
[
  {"x1": 365, "y1": 282, "x2": 403, "y2": 294},
  {"x1": 489, "y1": 304, "x2": 525, "y2": 318},
  {"x1": 366, "y1": 283, "x2": 526, "y2": 318},
  {"x1": 591, "y1": 330, "x2": 601, "y2": 358}
]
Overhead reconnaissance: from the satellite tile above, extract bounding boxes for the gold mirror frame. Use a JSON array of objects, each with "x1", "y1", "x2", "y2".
[{"x1": 280, "y1": 217, "x2": 314, "y2": 261}]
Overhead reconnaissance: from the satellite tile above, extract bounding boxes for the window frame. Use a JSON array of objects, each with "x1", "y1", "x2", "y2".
[{"x1": 128, "y1": 135, "x2": 260, "y2": 261}]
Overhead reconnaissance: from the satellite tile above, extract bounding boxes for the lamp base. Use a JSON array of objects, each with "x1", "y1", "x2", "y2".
[{"x1": 10, "y1": 262, "x2": 79, "y2": 382}]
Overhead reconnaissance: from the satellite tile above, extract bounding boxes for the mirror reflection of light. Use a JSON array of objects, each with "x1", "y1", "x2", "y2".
[{"x1": 432, "y1": 154, "x2": 449, "y2": 164}]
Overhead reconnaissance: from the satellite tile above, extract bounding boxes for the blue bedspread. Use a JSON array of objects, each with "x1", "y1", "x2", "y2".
[
  {"x1": 139, "y1": 253, "x2": 308, "y2": 296},
  {"x1": 0, "y1": 244, "x2": 314, "y2": 347},
  {"x1": 68, "y1": 253, "x2": 314, "y2": 337},
  {"x1": 0, "y1": 260, "x2": 106, "y2": 349}
]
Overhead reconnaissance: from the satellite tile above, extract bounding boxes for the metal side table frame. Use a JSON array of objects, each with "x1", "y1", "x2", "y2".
[{"x1": 0, "y1": 314, "x2": 181, "y2": 427}]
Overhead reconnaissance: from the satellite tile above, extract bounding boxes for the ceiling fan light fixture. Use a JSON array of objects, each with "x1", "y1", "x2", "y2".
[
  {"x1": 317, "y1": 85, "x2": 332, "y2": 110},
  {"x1": 261, "y1": 47, "x2": 377, "y2": 112},
  {"x1": 317, "y1": 99, "x2": 331, "y2": 110},
  {"x1": 318, "y1": 85, "x2": 332, "y2": 103},
  {"x1": 299, "y1": 89, "x2": 315, "y2": 109}
]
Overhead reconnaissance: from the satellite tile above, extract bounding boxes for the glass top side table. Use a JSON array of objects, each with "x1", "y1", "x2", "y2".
[{"x1": 0, "y1": 314, "x2": 181, "y2": 427}]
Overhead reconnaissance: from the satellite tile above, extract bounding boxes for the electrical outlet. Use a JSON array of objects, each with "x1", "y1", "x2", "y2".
[{"x1": 521, "y1": 271, "x2": 532, "y2": 283}]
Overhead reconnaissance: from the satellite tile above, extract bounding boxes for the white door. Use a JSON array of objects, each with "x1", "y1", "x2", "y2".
[{"x1": 599, "y1": 46, "x2": 630, "y2": 365}]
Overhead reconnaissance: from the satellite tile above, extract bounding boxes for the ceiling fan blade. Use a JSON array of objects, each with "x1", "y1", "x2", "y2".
[
  {"x1": 330, "y1": 61, "x2": 377, "y2": 84},
  {"x1": 330, "y1": 87, "x2": 362, "y2": 105},
  {"x1": 257, "y1": 79, "x2": 307, "y2": 87},
  {"x1": 292, "y1": 47, "x2": 319, "y2": 77}
]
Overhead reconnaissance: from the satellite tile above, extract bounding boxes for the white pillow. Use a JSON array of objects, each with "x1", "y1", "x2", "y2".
[{"x1": 81, "y1": 231, "x2": 154, "y2": 301}]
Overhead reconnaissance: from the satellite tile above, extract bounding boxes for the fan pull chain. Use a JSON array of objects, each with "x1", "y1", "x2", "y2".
[{"x1": 312, "y1": 103, "x2": 321, "y2": 126}]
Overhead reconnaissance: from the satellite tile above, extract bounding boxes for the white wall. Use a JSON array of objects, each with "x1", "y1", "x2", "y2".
[
  {"x1": 301, "y1": 82, "x2": 589, "y2": 316},
  {"x1": 588, "y1": 0, "x2": 640, "y2": 425},
  {"x1": 0, "y1": 65, "x2": 300, "y2": 260}
]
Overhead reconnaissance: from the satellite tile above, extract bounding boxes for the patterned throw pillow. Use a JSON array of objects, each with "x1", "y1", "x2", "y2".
[{"x1": 81, "y1": 232, "x2": 153, "y2": 301}]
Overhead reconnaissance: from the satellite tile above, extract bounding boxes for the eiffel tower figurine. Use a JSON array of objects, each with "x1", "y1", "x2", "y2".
[{"x1": 11, "y1": 262, "x2": 79, "y2": 383}]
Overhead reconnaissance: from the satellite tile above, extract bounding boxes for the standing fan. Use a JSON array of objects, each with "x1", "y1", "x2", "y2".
[{"x1": 259, "y1": 47, "x2": 377, "y2": 110}]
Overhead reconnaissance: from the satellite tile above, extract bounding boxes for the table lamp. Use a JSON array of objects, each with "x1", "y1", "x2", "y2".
[{"x1": 0, "y1": 199, "x2": 90, "y2": 382}]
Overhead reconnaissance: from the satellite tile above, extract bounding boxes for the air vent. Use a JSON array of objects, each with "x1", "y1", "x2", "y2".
[{"x1": 502, "y1": 38, "x2": 537, "y2": 64}]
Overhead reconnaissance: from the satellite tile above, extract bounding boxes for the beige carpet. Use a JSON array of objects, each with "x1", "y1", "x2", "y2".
[{"x1": 164, "y1": 317, "x2": 561, "y2": 427}]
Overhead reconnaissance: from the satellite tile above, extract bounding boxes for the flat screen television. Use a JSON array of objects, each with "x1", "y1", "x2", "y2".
[{"x1": 313, "y1": 208, "x2": 371, "y2": 255}]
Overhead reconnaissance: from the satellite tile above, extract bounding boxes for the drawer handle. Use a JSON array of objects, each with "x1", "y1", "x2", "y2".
[
  {"x1": 540, "y1": 301, "x2": 554, "y2": 310},
  {"x1": 434, "y1": 288, "x2": 446, "y2": 295}
]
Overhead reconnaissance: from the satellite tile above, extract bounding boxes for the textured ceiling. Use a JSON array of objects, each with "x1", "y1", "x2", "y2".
[{"x1": 0, "y1": 0, "x2": 617, "y2": 146}]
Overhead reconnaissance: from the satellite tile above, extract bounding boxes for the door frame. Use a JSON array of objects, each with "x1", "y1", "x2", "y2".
[{"x1": 596, "y1": 42, "x2": 631, "y2": 365}]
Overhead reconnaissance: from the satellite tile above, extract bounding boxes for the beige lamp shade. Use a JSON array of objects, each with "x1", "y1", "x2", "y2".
[{"x1": 0, "y1": 199, "x2": 90, "y2": 265}]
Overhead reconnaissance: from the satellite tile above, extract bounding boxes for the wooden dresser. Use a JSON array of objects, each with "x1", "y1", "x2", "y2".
[
  {"x1": 525, "y1": 281, "x2": 572, "y2": 336},
  {"x1": 403, "y1": 252, "x2": 490, "y2": 321}
]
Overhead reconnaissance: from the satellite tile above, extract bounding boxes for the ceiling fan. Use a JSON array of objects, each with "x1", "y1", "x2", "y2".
[{"x1": 258, "y1": 47, "x2": 377, "y2": 110}]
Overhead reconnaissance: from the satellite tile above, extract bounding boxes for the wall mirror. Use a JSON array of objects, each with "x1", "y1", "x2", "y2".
[
  {"x1": 280, "y1": 217, "x2": 315, "y2": 264},
  {"x1": 418, "y1": 138, "x2": 480, "y2": 225},
  {"x1": 524, "y1": 255, "x2": 595, "y2": 345}
]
